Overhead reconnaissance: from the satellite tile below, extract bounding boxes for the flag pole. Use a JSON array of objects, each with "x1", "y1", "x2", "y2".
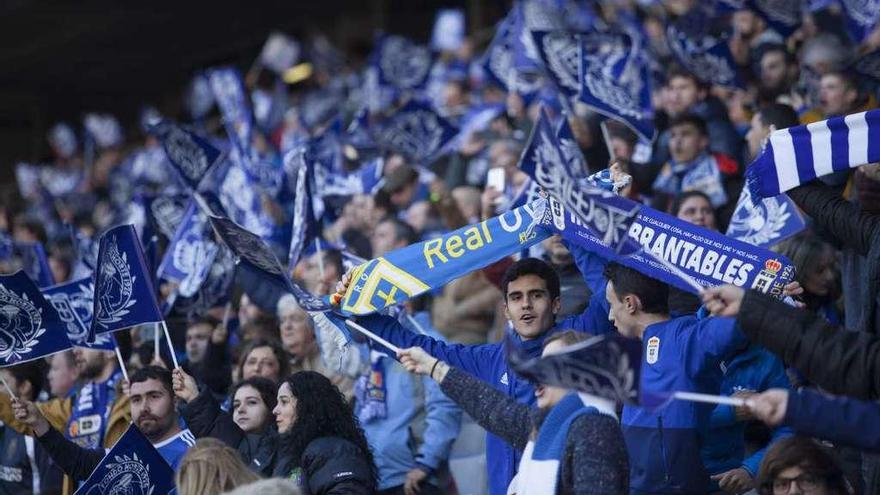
[
  {"x1": 315, "y1": 238, "x2": 325, "y2": 280},
  {"x1": 114, "y1": 345, "x2": 129, "y2": 382},
  {"x1": 153, "y1": 323, "x2": 160, "y2": 364},
  {"x1": 599, "y1": 120, "x2": 617, "y2": 163},
  {"x1": 345, "y1": 320, "x2": 401, "y2": 354},
  {"x1": 160, "y1": 321, "x2": 180, "y2": 369},
  {"x1": 673, "y1": 391, "x2": 747, "y2": 407},
  {"x1": 0, "y1": 375, "x2": 17, "y2": 401}
]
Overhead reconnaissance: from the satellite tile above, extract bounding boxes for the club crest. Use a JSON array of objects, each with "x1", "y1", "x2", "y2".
[
  {"x1": 95, "y1": 239, "x2": 137, "y2": 328},
  {"x1": 86, "y1": 453, "x2": 155, "y2": 495},
  {"x1": 534, "y1": 31, "x2": 580, "y2": 93},
  {"x1": 163, "y1": 127, "x2": 208, "y2": 182},
  {"x1": 581, "y1": 33, "x2": 647, "y2": 120},
  {"x1": 0, "y1": 286, "x2": 45, "y2": 362},
  {"x1": 150, "y1": 195, "x2": 189, "y2": 240}
]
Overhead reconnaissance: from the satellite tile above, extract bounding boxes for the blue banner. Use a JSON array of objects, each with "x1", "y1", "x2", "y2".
[
  {"x1": 373, "y1": 100, "x2": 459, "y2": 165},
  {"x1": 151, "y1": 121, "x2": 224, "y2": 191},
  {"x1": 531, "y1": 30, "x2": 581, "y2": 103},
  {"x1": 42, "y1": 277, "x2": 116, "y2": 351},
  {"x1": 666, "y1": 8, "x2": 740, "y2": 88},
  {"x1": 338, "y1": 200, "x2": 550, "y2": 315},
  {"x1": 0, "y1": 271, "x2": 71, "y2": 366},
  {"x1": 74, "y1": 425, "x2": 175, "y2": 495},
  {"x1": 578, "y1": 30, "x2": 655, "y2": 141},
  {"x1": 90, "y1": 225, "x2": 163, "y2": 340},
  {"x1": 725, "y1": 187, "x2": 805, "y2": 249}
]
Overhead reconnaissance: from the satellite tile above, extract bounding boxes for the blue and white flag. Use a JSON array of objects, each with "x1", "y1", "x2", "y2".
[
  {"x1": 337, "y1": 199, "x2": 550, "y2": 315},
  {"x1": 481, "y1": 10, "x2": 543, "y2": 98},
  {"x1": 725, "y1": 187, "x2": 805, "y2": 249},
  {"x1": 666, "y1": 8, "x2": 740, "y2": 88},
  {"x1": 284, "y1": 149, "x2": 322, "y2": 270},
  {"x1": 158, "y1": 201, "x2": 219, "y2": 298},
  {"x1": 373, "y1": 100, "x2": 459, "y2": 165},
  {"x1": 512, "y1": 0, "x2": 565, "y2": 72},
  {"x1": 531, "y1": 30, "x2": 581, "y2": 103},
  {"x1": 209, "y1": 215, "x2": 295, "y2": 293},
  {"x1": 14, "y1": 242, "x2": 55, "y2": 288},
  {"x1": 373, "y1": 35, "x2": 434, "y2": 92},
  {"x1": 90, "y1": 225, "x2": 163, "y2": 341},
  {"x1": 167, "y1": 246, "x2": 235, "y2": 319},
  {"x1": 507, "y1": 332, "x2": 642, "y2": 405},
  {"x1": 840, "y1": 0, "x2": 880, "y2": 43},
  {"x1": 432, "y1": 9, "x2": 466, "y2": 51},
  {"x1": 746, "y1": 109, "x2": 880, "y2": 198},
  {"x1": 207, "y1": 67, "x2": 254, "y2": 156},
  {"x1": 0, "y1": 271, "x2": 71, "y2": 367},
  {"x1": 42, "y1": 277, "x2": 116, "y2": 351},
  {"x1": 521, "y1": 110, "x2": 641, "y2": 255},
  {"x1": 556, "y1": 117, "x2": 589, "y2": 179},
  {"x1": 74, "y1": 424, "x2": 175, "y2": 495},
  {"x1": 578, "y1": 30, "x2": 655, "y2": 141},
  {"x1": 148, "y1": 194, "x2": 191, "y2": 241},
  {"x1": 151, "y1": 121, "x2": 223, "y2": 191}
]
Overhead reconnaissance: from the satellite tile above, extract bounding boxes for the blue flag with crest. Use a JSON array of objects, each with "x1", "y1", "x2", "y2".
[
  {"x1": 373, "y1": 100, "x2": 459, "y2": 165},
  {"x1": 42, "y1": 277, "x2": 116, "y2": 351},
  {"x1": 725, "y1": 187, "x2": 805, "y2": 249},
  {"x1": 209, "y1": 215, "x2": 295, "y2": 294},
  {"x1": 666, "y1": 7, "x2": 740, "y2": 88},
  {"x1": 89, "y1": 225, "x2": 163, "y2": 341},
  {"x1": 373, "y1": 35, "x2": 435, "y2": 92},
  {"x1": 578, "y1": 30, "x2": 655, "y2": 141},
  {"x1": 151, "y1": 121, "x2": 224, "y2": 191},
  {"x1": 531, "y1": 30, "x2": 581, "y2": 105},
  {"x1": 283, "y1": 148, "x2": 322, "y2": 270},
  {"x1": 74, "y1": 424, "x2": 175, "y2": 495},
  {"x1": 158, "y1": 201, "x2": 219, "y2": 298},
  {"x1": 0, "y1": 271, "x2": 72, "y2": 366},
  {"x1": 481, "y1": 9, "x2": 543, "y2": 98}
]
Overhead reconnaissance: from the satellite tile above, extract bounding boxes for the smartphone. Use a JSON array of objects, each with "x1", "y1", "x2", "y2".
[{"x1": 487, "y1": 168, "x2": 506, "y2": 205}]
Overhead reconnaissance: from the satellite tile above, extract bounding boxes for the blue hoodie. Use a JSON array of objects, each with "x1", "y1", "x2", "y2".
[
  {"x1": 702, "y1": 345, "x2": 793, "y2": 481},
  {"x1": 360, "y1": 313, "x2": 463, "y2": 491},
  {"x1": 622, "y1": 315, "x2": 748, "y2": 494}
]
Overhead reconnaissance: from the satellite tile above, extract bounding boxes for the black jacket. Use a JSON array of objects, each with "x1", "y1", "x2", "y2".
[
  {"x1": 738, "y1": 289, "x2": 880, "y2": 400},
  {"x1": 788, "y1": 181, "x2": 880, "y2": 334},
  {"x1": 182, "y1": 389, "x2": 375, "y2": 494}
]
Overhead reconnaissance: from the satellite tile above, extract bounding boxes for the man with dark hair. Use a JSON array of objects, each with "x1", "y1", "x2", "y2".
[
  {"x1": 371, "y1": 217, "x2": 418, "y2": 258},
  {"x1": 602, "y1": 262, "x2": 749, "y2": 494},
  {"x1": 338, "y1": 256, "x2": 608, "y2": 495},
  {"x1": 12, "y1": 365, "x2": 195, "y2": 484},
  {"x1": 0, "y1": 363, "x2": 63, "y2": 494},
  {"x1": 819, "y1": 70, "x2": 869, "y2": 118},
  {"x1": 653, "y1": 114, "x2": 742, "y2": 226},
  {"x1": 754, "y1": 44, "x2": 800, "y2": 104},
  {"x1": 746, "y1": 103, "x2": 800, "y2": 161}
]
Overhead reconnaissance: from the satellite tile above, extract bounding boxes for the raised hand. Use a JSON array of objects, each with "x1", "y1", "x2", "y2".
[
  {"x1": 398, "y1": 347, "x2": 448, "y2": 382},
  {"x1": 11, "y1": 398, "x2": 50, "y2": 436},
  {"x1": 172, "y1": 368, "x2": 199, "y2": 403},
  {"x1": 701, "y1": 285, "x2": 746, "y2": 317}
]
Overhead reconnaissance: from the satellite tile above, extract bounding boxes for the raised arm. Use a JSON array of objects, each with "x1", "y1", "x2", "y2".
[{"x1": 788, "y1": 181, "x2": 880, "y2": 255}]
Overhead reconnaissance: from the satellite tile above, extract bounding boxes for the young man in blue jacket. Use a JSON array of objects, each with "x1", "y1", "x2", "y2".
[
  {"x1": 603, "y1": 262, "x2": 749, "y2": 494},
  {"x1": 345, "y1": 256, "x2": 608, "y2": 495}
]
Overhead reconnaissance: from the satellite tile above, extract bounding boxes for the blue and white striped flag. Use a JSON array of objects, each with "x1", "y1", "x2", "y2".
[{"x1": 746, "y1": 109, "x2": 880, "y2": 198}]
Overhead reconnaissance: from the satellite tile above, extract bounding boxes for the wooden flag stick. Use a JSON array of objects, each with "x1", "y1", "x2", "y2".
[
  {"x1": 114, "y1": 345, "x2": 130, "y2": 383},
  {"x1": 160, "y1": 321, "x2": 180, "y2": 369},
  {"x1": 154, "y1": 322, "x2": 160, "y2": 363},
  {"x1": 345, "y1": 320, "x2": 401, "y2": 354},
  {"x1": 0, "y1": 374, "x2": 17, "y2": 401}
]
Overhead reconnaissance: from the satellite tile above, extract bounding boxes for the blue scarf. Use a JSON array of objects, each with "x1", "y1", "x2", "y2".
[
  {"x1": 509, "y1": 393, "x2": 596, "y2": 495},
  {"x1": 653, "y1": 153, "x2": 728, "y2": 207}
]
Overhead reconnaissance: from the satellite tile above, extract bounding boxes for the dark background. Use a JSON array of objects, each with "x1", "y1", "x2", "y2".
[{"x1": 0, "y1": 0, "x2": 504, "y2": 171}]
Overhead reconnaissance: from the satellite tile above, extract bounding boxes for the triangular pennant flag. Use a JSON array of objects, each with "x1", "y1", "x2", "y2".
[
  {"x1": 151, "y1": 121, "x2": 224, "y2": 191},
  {"x1": 74, "y1": 425, "x2": 175, "y2": 495},
  {"x1": 0, "y1": 271, "x2": 72, "y2": 366}
]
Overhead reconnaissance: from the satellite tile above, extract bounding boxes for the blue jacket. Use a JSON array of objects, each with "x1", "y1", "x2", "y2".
[
  {"x1": 361, "y1": 313, "x2": 462, "y2": 490},
  {"x1": 785, "y1": 388, "x2": 880, "y2": 453},
  {"x1": 702, "y1": 345, "x2": 793, "y2": 479},
  {"x1": 622, "y1": 315, "x2": 748, "y2": 494}
]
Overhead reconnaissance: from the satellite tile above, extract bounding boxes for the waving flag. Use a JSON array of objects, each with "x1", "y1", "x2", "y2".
[
  {"x1": 726, "y1": 187, "x2": 805, "y2": 249},
  {"x1": 521, "y1": 110, "x2": 641, "y2": 255},
  {"x1": 158, "y1": 201, "x2": 219, "y2": 298},
  {"x1": 556, "y1": 116, "x2": 589, "y2": 179},
  {"x1": 207, "y1": 67, "x2": 254, "y2": 155},
  {"x1": 74, "y1": 425, "x2": 175, "y2": 495},
  {"x1": 373, "y1": 35, "x2": 434, "y2": 92},
  {"x1": 148, "y1": 194, "x2": 191, "y2": 241},
  {"x1": 481, "y1": 10, "x2": 542, "y2": 98},
  {"x1": 0, "y1": 271, "x2": 71, "y2": 366},
  {"x1": 42, "y1": 277, "x2": 116, "y2": 351},
  {"x1": 14, "y1": 242, "x2": 55, "y2": 288},
  {"x1": 373, "y1": 100, "x2": 459, "y2": 165},
  {"x1": 840, "y1": 0, "x2": 880, "y2": 43},
  {"x1": 666, "y1": 8, "x2": 740, "y2": 88},
  {"x1": 512, "y1": 0, "x2": 565, "y2": 72},
  {"x1": 338, "y1": 199, "x2": 550, "y2": 315},
  {"x1": 284, "y1": 149, "x2": 322, "y2": 269},
  {"x1": 507, "y1": 332, "x2": 642, "y2": 405},
  {"x1": 167, "y1": 246, "x2": 235, "y2": 319},
  {"x1": 531, "y1": 30, "x2": 581, "y2": 103},
  {"x1": 151, "y1": 121, "x2": 223, "y2": 191},
  {"x1": 578, "y1": 30, "x2": 655, "y2": 141},
  {"x1": 746, "y1": 109, "x2": 880, "y2": 198},
  {"x1": 209, "y1": 215, "x2": 294, "y2": 294},
  {"x1": 90, "y1": 225, "x2": 163, "y2": 341}
]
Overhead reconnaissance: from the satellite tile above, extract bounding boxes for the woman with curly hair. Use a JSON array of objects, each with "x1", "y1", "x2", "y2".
[{"x1": 174, "y1": 369, "x2": 376, "y2": 494}]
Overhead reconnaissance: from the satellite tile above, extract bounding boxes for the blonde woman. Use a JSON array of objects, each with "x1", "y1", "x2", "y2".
[{"x1": 175, "y1": 438, "x2": 260, "y2": 495}]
